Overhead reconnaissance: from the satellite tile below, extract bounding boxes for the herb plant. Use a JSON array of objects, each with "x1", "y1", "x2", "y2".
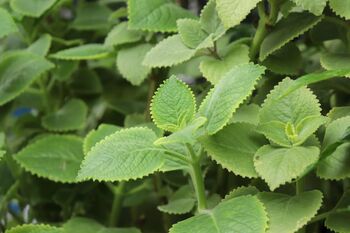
[{"x1": 0, "y1": 0, "x2": 350, "y2": 233}]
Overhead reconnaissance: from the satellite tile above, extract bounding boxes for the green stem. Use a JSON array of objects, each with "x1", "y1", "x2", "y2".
[
  {"x1": 296, "y1": 178, "x2": 303, "y2": 195},
  {"x1": 308, "y1": 208, "x2": 348, "y2": 224},
  {"x1": 37, "y1": 77, "x2": 51, "y2": 113},
  {"x1": 249, "y1": 2, "x2": 268, "y2": 60},
  {"x1": 108, "y1": 182, "x2": 125, "y2": 227}
]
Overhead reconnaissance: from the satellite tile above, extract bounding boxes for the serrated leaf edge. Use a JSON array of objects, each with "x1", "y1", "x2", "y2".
[{"x1": 6, "y1": 224, "x2": 63, "y2": 232}]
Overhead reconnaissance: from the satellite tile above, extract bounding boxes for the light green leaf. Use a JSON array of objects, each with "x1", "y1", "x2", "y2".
[
  {"x1": 200, "y1": 44, "x2": 250, "y2": 84},
  {"x1": 151, "y1": 76, "x2": 196, "y2": 132},
  {"x1": 50, "y1": 44, "x2": 110, "y2": 60},
  {"x1": 27, "y1": 34, "x2": 52, "y2": 56},
  {"x1": 71, "y1": 2, "x2": 112, "y2": 31},
  {"x1": 0, "y1": 8, "x2": 18, "y2": 39},
  {"x1": 257, "y1": 190, "x2": 323, "y2": 233},
  {"x1": 42, "y1": 99, "x2": 88, "y2": 132},
  {"x1": 327, "y1": 107, "x2": 350, "y2": 121},
  {"x1": 199, "y1": 63, "x2": 265, "y2": 135},
  {"x1": 10, "y1": 0, "x2": 57, "y2": 17},
  {"x1": 128, "y1": 0, "x2": 196, "y2": 32},
  {"x1": 329, "y1": 0, "x2": 350, "y2": 19},
  {"x1": 104, "y1": 22, "x2": 143, "y2": 47},
  {"x1": 317, "y1": 116, "x2": 350, "y2": 180},
  {"x1": 325, "y1": 189, "x2": 350, "y2": 233},
  {"x1": 201, "y1": 123, "x2": 267, "y2": 178},
  {"x1": 117, "y1": 43, "x2": 152, "y2": 86},
  {"x1": 260, "y1": 12, "x2": 322, "y2": 61},
  {"x1": 291, "y1": 0, "x2": 327, "y2": 15},
  {"x1": 254, "y1": 145, "x2": 319, "y2": 190},
  {"x1": 169, "y1": 195, "x2": 268, "y2": 233},
  {"x1": 78, "y1": 128, "x2": 164, "y2": 182},
  {"x1": 52, "y1": 60, "x2": 78, "y2": 81},
  {"x1": 6, "y1": 224, "x2": 63, "y2": 233},
  {"x1": 177, "y1": 19, "x2": 210, "y2": 49},
  {"x1": 200, "y1": 0, "x2": 225, "y2": 39},
  {"x1": 83, "y1": 124, "x2": 121, "y2": 155},
  {"x1": 231, "y1": 104, "x2": 260, "y2": 125},
  {"x1": 258, "y1": 78, "x2": 323, "y2": 147},
  {"x1": 15, "y1": 135, "x2": 84, "y2": 183},
  {"x1": 224, "y1": 186, "x2": 260, "y2": 200},
  {"x1": 216, "y1": 0, "x2": 261, "y2": 29},
  {"x1": 262, "y1": 43, "x2": 302, "y2": 75},
  {"x1": 0, "y1": 51, "x2": 54, "y2": 106},
  {"x1": 143, "y1": 35, "x2": 196, "y2": 68}
]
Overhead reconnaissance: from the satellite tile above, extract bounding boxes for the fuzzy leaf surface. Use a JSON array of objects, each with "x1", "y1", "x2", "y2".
[
  {"x1": 6, "y1": 225, "x2": 63, "y2": 233},
  {"x1": 10, "y1": 0, "x2": 57, "y2": 17},
  {"x1": 329, "y1": 0, "x2": 350, "y2": 19},
  {"x1": 104, "y1": 22, "x2": 142, "y2": 47},
  {"x1": 50, "y1": 44, "x2": 109, "y2": 60},
  {"x1": 291, "y1": 0, "x2": 327, "y2": 15},
  {"x1": 199, "y1": 63, "x2": 265, "y2": 135}
]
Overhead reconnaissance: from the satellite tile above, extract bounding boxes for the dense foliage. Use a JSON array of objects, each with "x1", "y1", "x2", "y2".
[{"x1": 0, "y1": 0, "x2": 350, "y2": 232}]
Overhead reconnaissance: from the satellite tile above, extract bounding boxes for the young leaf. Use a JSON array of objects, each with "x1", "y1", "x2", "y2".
[
  {"x1": 10, "y1": 0, "x2": 57, "y2": 17},
  {"x1": 116, "y1": 43, "x2": 152, "y2": 86},
  {"x1": 200, "y1": 0, "x2": 225, "y2": 39},
  {"x1": 169, "y1": 195, "x2": 268, "y2": 233},
  {"x1": 27, "y1": 34, "x2": 52, "y2": 56},
  {"x1": 0, "y1": 8, "x2": 18, "y2": 39},
  {"x1": 200, "y1": 44, "x2": 250, "y2": 84},
  {"x1": 254, "y1": 145, "x2": 319, "y2": 190},
  {"x1": 201, "y1": 123, "x2": 267, "y2": 178},
  {"x1": 15, "y1": 135, "x2": 84, "y2": 183},
  {"x1": 83, "y1": 124, "x2": 122, "y2": 155},
  {"x1": 216, "y1": 0, "x2": 261, "y2": 29},
  {"x1": 0, "y1": 51, "x2": 54, "y2": 106},
  {"x1": 42, "y1": 99, "x2": 88, "y2": 132},
  {"x1": 151, "y1": 76, "x2": 196, "y2": 132},
  {"x1": 143, "y1": 35, "x2": 196, "y2": 68},
  {"x1": 71, "y1": 2, "x2": 111, "y2": 31},
  {"x1": 260, "y1": 12, "x2": 322, "y2": 61},
  {"x1": 199, "y1": 63, "x2": 265, "y2": 135},
  {"x1": 224, "y1": 186, "x2": 260, "y2": 200},
  {"x1": 257, "y1": 190, "x2": 323, "y2": 233},
  {"x1": 78, "y1": 128, "x2": 165, "y2": 182},
  {"x1": 6, "y1": 224, "x2": 63, "y2": 233},
  {"x1": 177, "y1": 19, "x2": 209, "y2": 49},
  {"x1": 50, "y1": 44, "x2": 110, "y2": 60},
  {"x1": 329, "y1": 0, "x2": 350, "y2": 19},
  {"x1": 291, "y1": 0, "x2": 327, "y2": 15},
  {"x1": 127, "y1": 0, "x2": 196, "y2": 32},
  {"x1": 317, "y1": 116, "x2": 350, "y2": 180},
  {"x1": 258, "y1": 78, "x2": 323, "y2": 147},
  {"x1": 325, "y1": 189, "x2": 350, "y2": 233},
  {"x1": 104, "y1": 22, "x2": 143, "y2": 47}
]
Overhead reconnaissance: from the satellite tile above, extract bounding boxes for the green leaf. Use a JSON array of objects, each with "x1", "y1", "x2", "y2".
[
  {"x1": 258, "y1": 78, "x2": 323, "y2": 147},
  {"x1": 0, "y1": 8, "x2": 18, "y2": 39},
  {"x1": 224, "y1": 186, "x2": 260, "y2": 200},
  {"x1": 231, "y1": 104, "x2": 260, "y2": 125},
  {"x1": 151, "y1": 76, "x2": 196, "y2": 132},
  {"x1": 177, "y1": 19, "x2": 210, "y2": 49},
  {"x1": 15, "y1": 135, "x2": 84, "y2": 183},
  {"x1": 254, "y1": 145, "x2": 319, "y2": 190},
  {"x1": 10, "y1": 0, "x2": 57, "y2": 17},
  {"x1": 262, "y1": 43, "x2": 302, "y2": 75},
  {"x1": 325, "y1": 189, "x2": 350, "y2": 233},
  {"x1": 200, "y1": 0, "x2": 225, "y2": 39},
  {"x1": 6, "y1": 224, "x2": 63, "y2": 233},
  {"x1": 169, "y1": 195, "x2": 268, "y2": 233},
  {"x1": 27, "y1": 34, "x2": 52, "y2": 56},
  {"x1": 104, "y1": 22, "x2": 143, "y2": 47},
  {"x1": 0, "y1": 51, "x2": 54, "y2": 106},
  {"x1": 158, "y1": 185, "x2": 196, "y2": 215},
  {"x1": 199, "y1": 63, "x2": 265, "y2": 135},
  {"x1": 317, "y1": 116, "x2": 350, "y2": 180},
  {"x1": 117, "y1": 43, "x2": 152, "y2": 86},
  {"x1": 321, "y1": 52, "x2": 350, "y2": 75},
  {"x1": 128, "y1": 0, "x2": 196, "y2": 32},
  {"x1": 143, "y1": 35, "x2": 196, "y2": 68},
  {"x1": 328, "y1": 107, "x2": 350, "y2": 121},
  {"x1": 216, "y1": 0, "x2": 261, "y2": 29},
  {"x1": 200, "y1": 44, "x2": 250, "y2": 84},
  {"x1": 260, "y1": 12, "x2": 322, "y2": 61},
  {"x1": 83, "y1": 124, "x2": 122, "y2": 155},
  {"x1": 257, "y1": 190, "x2": 323, "y2": 233},
  {"x1": 42, "y1": 99, "x2": 88, "y2": 132},
  {"x1": 329, "y1": 0, "x2": 350, "y2": 19},
  {"x1": 291, "y1": 0, "x2": 327, "y2": 15},
  {"x1": 201, "y1": 123, "x2": 267, "y2": 178},
  {"x1": 71, "y1": 2, "x2": 112, "y2": 31},
  {"x1": 50, "y1": 44, "x2": 110, "y2": 60},
  {"x1": 52, "y1": 60, "x2": 78, "y2": 82},
  {"x1": 78, "y1": 128, "x2": 164, "y2": 182}
]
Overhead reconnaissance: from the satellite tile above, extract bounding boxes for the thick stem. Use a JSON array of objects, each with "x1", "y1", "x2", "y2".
[
  {"x1": 249, "y1": 2, "x2": 268, "y2": 60},
  {"x1": 108, "y1": 182, "x2": 125, "y2": 227},
  {"x1": 190, "y1": 160, "x2": 207, "y2": 211}
]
